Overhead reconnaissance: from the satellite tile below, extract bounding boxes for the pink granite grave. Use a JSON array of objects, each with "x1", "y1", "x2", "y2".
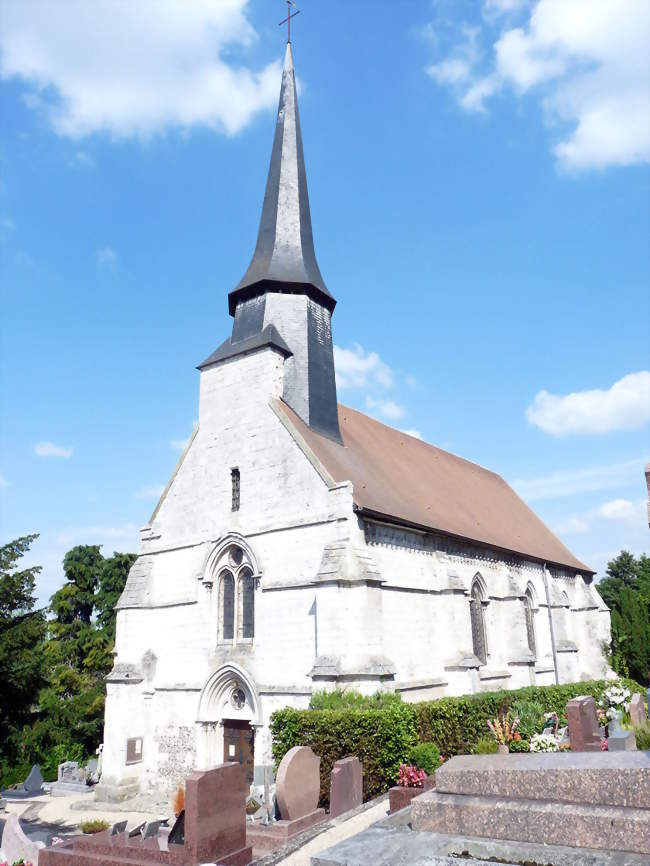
[
  {"x1": 566, "y1": 695, "x2": 601, "y2": 752},
  {"x1": 329, "y1": 757, "x2": 363, "y2": 818},
  {"x1": 630, "y1": 692, "x2": 648, "y2": 726},
  {"x1": 39, "y1": 762, "x2": 252, "y2": 866},
  {"x1": 247, "y1": 746, "x2": 326, "y2": 855}
]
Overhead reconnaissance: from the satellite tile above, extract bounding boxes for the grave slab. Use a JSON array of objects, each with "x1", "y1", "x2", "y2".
[
  {"x1": 329, "y1": 757, "x2": 363, "y2": 818},
  {"x1": 412, "y1": 791, "x2": 650, "y2": 855},
  {"x1": 2, "y1": 812, "x2": 46, "y2": 865},
  {"x1": 2, "y1": 763, "x2": 45, "y2": 799},
  {"x1": 430, "y1": 751, "x2": 650, "y2": 808}
]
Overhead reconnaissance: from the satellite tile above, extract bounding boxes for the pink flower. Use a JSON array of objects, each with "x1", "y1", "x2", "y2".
[
  {"x1": 601, "y1": 737, "x2": 608, "y2": 751},
  {"x1": 397, "y1": 763, "x2": 427, "y2": 788}
]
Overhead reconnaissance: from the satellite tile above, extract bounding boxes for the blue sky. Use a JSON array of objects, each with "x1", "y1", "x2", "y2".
[{"x1": 1, "y1": 0, "x2": 649, "y2": 604}]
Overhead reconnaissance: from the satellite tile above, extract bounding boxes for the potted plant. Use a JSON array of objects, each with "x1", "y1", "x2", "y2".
[
  {"x1": 486, "y1": 713, "x2": 521, "y2": 754},
  {"x1": 388, "y1": 743, "x2": 441, "y2": 813}
]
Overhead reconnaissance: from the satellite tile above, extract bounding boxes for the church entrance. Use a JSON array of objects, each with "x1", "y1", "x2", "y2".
[{"x1": 223, "y1": 719, "x2": 254, "y2": 784}]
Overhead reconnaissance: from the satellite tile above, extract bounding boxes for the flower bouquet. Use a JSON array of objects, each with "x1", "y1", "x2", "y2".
[{"x1": 487, "y1": 713, "x2": 521, "y2": 754}]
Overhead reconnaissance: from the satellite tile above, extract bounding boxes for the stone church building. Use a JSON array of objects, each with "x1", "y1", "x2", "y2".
[{"x1": 100, "y1": 44, "x2": 610, "y2": 799}]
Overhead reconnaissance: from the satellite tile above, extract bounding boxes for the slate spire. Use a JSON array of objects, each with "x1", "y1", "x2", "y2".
[{"x1": 228, "y1": 42, "x2": 335, "y2": 316}]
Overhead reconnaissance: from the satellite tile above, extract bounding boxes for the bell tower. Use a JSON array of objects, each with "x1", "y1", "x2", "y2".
[{"x1": 199, "y1": 42, "x2": 341, "y2": 443}]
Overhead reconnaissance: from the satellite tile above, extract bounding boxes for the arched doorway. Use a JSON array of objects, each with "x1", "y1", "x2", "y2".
[{"x1": 195, "y1": 663, "x2": 263, "y2": 784}]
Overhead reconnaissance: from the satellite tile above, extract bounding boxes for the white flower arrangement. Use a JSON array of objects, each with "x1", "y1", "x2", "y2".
[
  {"x1": 599, "y1": 683, "x2": 631, "y2": 720},
  {"x1": 529, "y1": 733, "x2": 560, "y2": 753}
]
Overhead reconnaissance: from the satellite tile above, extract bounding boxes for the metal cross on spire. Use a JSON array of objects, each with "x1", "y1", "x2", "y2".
[{"x1": 279, "y1": 0, "x2": 300, "y2": 43}]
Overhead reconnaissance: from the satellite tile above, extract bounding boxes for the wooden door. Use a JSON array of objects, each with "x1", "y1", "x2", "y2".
[{"x1": 223, "y1": 719, "x2": 254, "y2": 784}]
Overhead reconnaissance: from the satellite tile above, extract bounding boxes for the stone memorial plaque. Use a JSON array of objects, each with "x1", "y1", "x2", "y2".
[
  {"x1": 276, "y1": 746, "x2": 321, "y2": 820},
  {"x1": 110, "y1": 820, "x2": 127, "y2": 836},
  {"x1": 126, "y1": 736, "x2": 143, "y2": 765},
  {"x1": 128, "y1": 821, "x2": 145, "y2": 837}
]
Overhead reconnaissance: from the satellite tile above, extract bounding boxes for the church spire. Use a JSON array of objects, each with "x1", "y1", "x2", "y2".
[{"x1": 228, "y1": 42, "x2": 335, "y2": 317}]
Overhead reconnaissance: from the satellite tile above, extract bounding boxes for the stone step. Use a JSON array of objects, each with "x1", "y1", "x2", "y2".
[
  {"x1": 411, "y1": 790, "x2": 650, "y2": 855},
  {"x1": 434, "y1": 752, "x2": 650, "y2": 808}
]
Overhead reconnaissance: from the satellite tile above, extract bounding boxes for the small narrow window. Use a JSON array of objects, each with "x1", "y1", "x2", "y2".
[
  {"x1": 470, "y1": 578, "x2": 487, "y2": 665},
  {"x1": 524, "y1": 589, "x2": 536, "y2": 656},
  {"x1": 222, "y1": 571, "x2": 235, "y2": 640},
  {"x1": 231, "y1": 467, "x2": 240, "y2": 512},
  {"x1": 241, "y1": 568, "x2": 255, "y2": 639}
]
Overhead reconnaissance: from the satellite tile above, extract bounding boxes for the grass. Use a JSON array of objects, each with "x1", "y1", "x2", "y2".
[{"x1": 79, "y1": 818, "x2": 110, "y2": 834}]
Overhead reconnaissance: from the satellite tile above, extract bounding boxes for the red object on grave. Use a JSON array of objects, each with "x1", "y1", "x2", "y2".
[{"x1": 388, "y1": 775, "x2": 435, "y2": 814}]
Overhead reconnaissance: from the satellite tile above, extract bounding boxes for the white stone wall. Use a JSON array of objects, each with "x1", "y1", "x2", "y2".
[{"x1": 103, "y1": 345, "x2": 611, "y2": 796}]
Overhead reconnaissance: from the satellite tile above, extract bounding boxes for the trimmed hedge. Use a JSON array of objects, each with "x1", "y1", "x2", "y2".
[{"x1": 270, "y1": 678, "x2": 642, "y2": 805}]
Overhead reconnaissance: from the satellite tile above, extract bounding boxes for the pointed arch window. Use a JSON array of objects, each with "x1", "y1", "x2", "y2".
[
  {"x1": 524, "y1": 587, "x2": 536, "y2": 656},
  {"x1": 470, "y1": 577, "x2": 487, "y2": 665},
  {"x1": 240, "y1": 567, "x2": 255, "y2": 640},
  {"x1": 220, "y1": 571, "x2": 235, "y2": 641}
]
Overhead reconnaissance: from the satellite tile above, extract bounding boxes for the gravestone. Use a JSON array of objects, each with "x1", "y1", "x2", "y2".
[
  {"x1": 630, "y1": 693, "x2": 647, "y2": 726},
  {"x1": 2, "y1": 763, "x2": 45, "y2": 799},
  {"x1": 109, "y1": 820, "x2": 127, "y2": 836},
  {"x1": 276, "y1": 745, "x2": 321, "y2": 820},
  {"x1": 39, "y1": 762, "x2": 252, "y2": 865},
  {"x1": 608, "y1": 715, "x2": 637, "y2": 751},
  {"x1": 329, "y1": 757, "x2": 363, "y2": 818},
  {"x1": 2, "y1": 812, "x2": 46, "y2": 865},
  {"x1": 50, "y1": 761, "x2": 91, "y2": 797},
  {"x1": 247, "y1": 746, "x2": 326, "y2": 854},
  {"x1": 566, "y1": 696, "x2": 601, "y2": 751}
]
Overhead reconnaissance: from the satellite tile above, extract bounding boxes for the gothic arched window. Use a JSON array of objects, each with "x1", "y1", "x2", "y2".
[
  {"x1": 220, "y1": 571, "x2": 235, "y2": 641},
  {"x1": 470, "y1": 577, "x2": 487, "y2": 664},
  {"x1": 524, "y1": 587, "x2": 536, "y2": 656},
  {"x1": 240, "y1": 567, "x2": 255, "y2": 640}
]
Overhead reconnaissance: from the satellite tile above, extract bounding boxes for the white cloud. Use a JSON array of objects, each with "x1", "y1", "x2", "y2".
[
  {"x1": 526, "y1": 371, "x2": 650, "y2": 436},
  {"x1": 96, "y1": 245, "x2": 117, "y2": 266},
  {"x1": 365, "y1": 397, "x2": 406, "y2": 421},
  {"x1": 135, "y1": 484, "x2": 165, "y2": 500},
  {"x1": 0, "y1": 472, "x2": 7, "y2": 488},
  {"x1": 170, "y1": 438, "x2": 190, "y2": 452},
  {"x1": 34, "y1": 440, "x2": 73, "y2": 458},
  {"x1": 552, "y1": 516, "x2": 590, "y2": 534},
  {"x1": 484, "y1": 0, "x2": 528, "y2": 13},
  {"x1": 400, "y1": 428, "x2": 423, "y2": 440},
  {"x1": 512, "y1": 456, "x2": 646, "y2": 502},
  {"x1": 426, "y1": 0, "x2": 650, "y2": 170},
  {"x1": 334, "y1": 344, "x2": 393, "y2": 390},
  {"x1": 596, "y1": 498, "x2": 645, "y2": 523},
  {"x1": 0, "y1": 0, "x2": 280, "y2": 139}
]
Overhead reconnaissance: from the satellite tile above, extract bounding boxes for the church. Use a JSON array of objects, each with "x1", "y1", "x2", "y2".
[{"x1": 99, "y1": 42, "x2": 610, "y2": 799}]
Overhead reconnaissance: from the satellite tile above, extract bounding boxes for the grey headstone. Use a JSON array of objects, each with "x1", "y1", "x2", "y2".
[
  {"x1": 24, "y1": 764, "x2": 45, "y2": 794},
  {"x1": 110, "y1": 820, "x2": 128, "y2": 835},
  {"x1": 630, "y1": 693, "x2": 647, "y2": 726}
]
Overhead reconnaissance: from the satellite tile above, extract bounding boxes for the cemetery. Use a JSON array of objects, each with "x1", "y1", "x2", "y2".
[{"x1": 1, "y1": 679, "x2": 648, "y2": 866}]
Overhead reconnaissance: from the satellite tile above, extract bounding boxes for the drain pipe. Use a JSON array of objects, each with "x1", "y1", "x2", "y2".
[{"x1": 542, "y1": 562, "x2": 560, "y2": 685}]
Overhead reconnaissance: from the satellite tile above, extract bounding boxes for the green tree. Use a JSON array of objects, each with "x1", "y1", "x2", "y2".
[
  {"x1": 599, "y1": 550, "x2": 650, "y2": 684},
  {"x1": 0, "y1": 535, "x2": 47, "y2": 765}
]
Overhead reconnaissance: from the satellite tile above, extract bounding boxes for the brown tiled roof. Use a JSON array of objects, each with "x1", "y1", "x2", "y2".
[{"x1": 276, "y1": 400, "x2": 592, "y2": 574}]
